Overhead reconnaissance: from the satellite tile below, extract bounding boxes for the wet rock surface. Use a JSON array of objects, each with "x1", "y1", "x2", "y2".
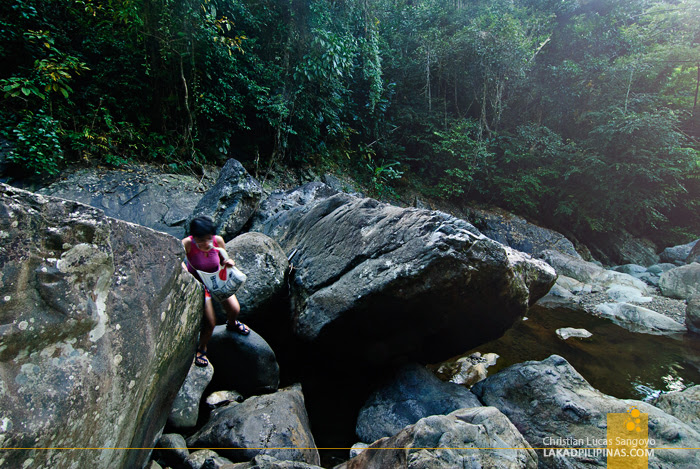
[{"x1": 659, "y1": 263, "x2": 700, "y2": 300}]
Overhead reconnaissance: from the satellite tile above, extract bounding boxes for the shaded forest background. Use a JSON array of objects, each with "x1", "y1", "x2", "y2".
[{"x1": 1, "y1": 0, "x2": 699, "y2": 251}]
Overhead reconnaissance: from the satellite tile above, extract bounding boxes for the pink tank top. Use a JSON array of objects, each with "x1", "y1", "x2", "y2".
[{"x1": 186, "y1": 236, "x2": 222, "y2": 281}]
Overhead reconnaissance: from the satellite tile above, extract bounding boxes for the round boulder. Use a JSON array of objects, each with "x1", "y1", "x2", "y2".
[
  {"x1": 225, "y1": 232, "x2": 289, "y2": 322},
  {"x1": 340, "y1": 407, "x2": 537, "y2": 469},
  {"x1": 206, "y1": 325, "x2": 280, "y2": 397},
  {"x1": 472, "y1": 355, "x2": 700, "y2": 468}
]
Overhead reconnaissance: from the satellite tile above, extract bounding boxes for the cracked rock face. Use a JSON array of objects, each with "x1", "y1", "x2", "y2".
[
  {"x1": 251, "y1": 184, "x2": 556, "y2": 365},
  {"x1": 0, "y1": 184, "x2": 202, "y2": 469},
  {"x1": 38, "y1": 165, "x2": 213, "y2": 237}
]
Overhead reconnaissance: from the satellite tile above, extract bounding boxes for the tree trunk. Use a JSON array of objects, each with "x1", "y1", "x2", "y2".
[
  {"x1": 693, "y1": 62, "x2": 699, "y2": 115},
  {"x1": 426, "y1": 49, "x2": 432, "y2": 113},
  {"x1": 624, "y1": 68, "x2": 634, "y2": 115}
]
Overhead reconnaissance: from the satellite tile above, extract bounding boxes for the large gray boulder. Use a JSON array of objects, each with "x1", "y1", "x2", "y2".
[
  {"x1": 339, "y1": 407, "x2": 537, "y2": 469},
  {"x1": 251, "y1": 184, "x2": 556, "y2": 365},
  {"x1": 206, "y1": 325, "x2": 280, "y2": 397},
  {"x1": 188, "y1": 159, "x2": 263, "y2": 241},
  {"x1": 660, "y1": 239, "x2": 699, "y2": 265},
  {"x1": 355, "y1": 363, "x2": 482, "y2": 443},
  {"x1": 248, "y1": 182, "x2": 338, "y2": 242},
  {"x1": 187, "y1": 384, "x2": 320, "y2": 465},
  {"x1": 168, "y1": 360, "x2": 215, "y2": 430},
  {"x1": 659, "y1": 263, "x2": 700, "y2": 300},
  {"x1": 594, "y1": 302, "x2": 686, "y2": 335},
  {"x1": 538, "y1": 249, "x2": 649, "y2": 292},
  {"x1": 225, "y1": 232, "x2": 288, "y2": 322},
  {"x1": 472, "y1": 355, "x2": 700, "y2": 468},
  {"x1": 38, "y1": 165, "x2": 213, "y2": 237},
  {"x1": 464, "y1": 206, "x2": 581, "y2": 259},
  {"x1": 612, "y1": 264, "x2": 647, "y2": 276},
  {"x1": 0, "y1": 184, "x2": 202, "y2": 469}
]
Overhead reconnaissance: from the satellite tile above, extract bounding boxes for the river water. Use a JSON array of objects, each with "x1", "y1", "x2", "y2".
[{"x1": 435, "y1": 305, "x2": 700, "y2": 400}]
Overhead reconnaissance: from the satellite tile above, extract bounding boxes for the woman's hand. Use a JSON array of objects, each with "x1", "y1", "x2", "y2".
[{"x1": 223, "y1": 258, "x2": 235, "y2": 268}]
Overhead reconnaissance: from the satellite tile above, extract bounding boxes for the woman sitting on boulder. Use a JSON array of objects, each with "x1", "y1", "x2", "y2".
[{"x1": 182, "y1": 216, "x2": 250, "y2": 367}]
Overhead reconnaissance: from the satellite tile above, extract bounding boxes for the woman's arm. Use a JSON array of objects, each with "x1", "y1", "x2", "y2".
[
  {"x1": 215, "y1": 235, "x2": 235, "y2": 267},
  {"x1": 182, "y1": 237, "x2": 191, "y2": 254}
]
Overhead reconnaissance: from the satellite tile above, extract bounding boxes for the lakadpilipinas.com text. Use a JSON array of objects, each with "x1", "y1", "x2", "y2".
[{"x1": 541, "y1": 437, "x2": 655, "y2": 458}]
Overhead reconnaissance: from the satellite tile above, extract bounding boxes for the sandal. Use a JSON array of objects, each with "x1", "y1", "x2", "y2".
[
  {"x1": 195, "y1": 349, "x2": 209, "y2": 367},
  {"x1": 226, "y1": 320, "x2": 250, "y2": 335}
]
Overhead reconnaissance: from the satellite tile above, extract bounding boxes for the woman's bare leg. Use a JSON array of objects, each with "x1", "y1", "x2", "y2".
[
  {"x1": 198, "y1": 296, "x2": 216, "y2": 352},
  {"x1": 223, "y1": 295, "x2": 248, "y2": 333}
]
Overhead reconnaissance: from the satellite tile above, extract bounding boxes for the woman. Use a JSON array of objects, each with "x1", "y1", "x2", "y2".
[{"x1": 182, "y1": 216, "x2": 250, "y2": 367}]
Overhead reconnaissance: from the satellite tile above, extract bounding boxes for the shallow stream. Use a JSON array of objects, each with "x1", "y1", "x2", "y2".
[{"x1": 436, "y1": 305, "x2": 700, "y2": 400}]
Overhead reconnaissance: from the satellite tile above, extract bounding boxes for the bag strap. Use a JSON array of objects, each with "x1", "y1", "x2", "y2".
[{"x1": 214, "y1": 247, "x2": 229, "y2": 262}]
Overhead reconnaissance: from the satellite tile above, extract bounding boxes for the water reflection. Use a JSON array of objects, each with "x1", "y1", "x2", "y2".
[{"x1": 434, "y1": 305, "x2": 700, "y2": 400}]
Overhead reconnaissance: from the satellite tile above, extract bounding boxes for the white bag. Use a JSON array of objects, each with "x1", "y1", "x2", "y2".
[{"x1": 195, "y1": 248, "x2": 247, "y2": 301}]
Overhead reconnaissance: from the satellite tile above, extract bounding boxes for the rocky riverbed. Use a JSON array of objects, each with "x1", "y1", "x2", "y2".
[{"x1": 3, "y1": 159, "x2": 699, "y2": 469}]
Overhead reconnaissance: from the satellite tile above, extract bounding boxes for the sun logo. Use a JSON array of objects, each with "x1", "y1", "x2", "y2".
[{"x1": 625, "y1": 407, "x2": 643, "y2": 432}]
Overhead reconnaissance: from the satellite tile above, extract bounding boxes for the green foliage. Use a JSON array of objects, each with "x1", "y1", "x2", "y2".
[
  {"x1": 6, "y1": 110, "x2": 63, "y2": 175},
  {"x1": 0, "y1": 0, "x2": 698, "y2": 246},
  {"x1": 365, "y1": 156, "x2": 403, "y2": 198},
  {"x1": 432, "y1": 119, "x2": 494, "y2": 198},
  {"x1": 582, "y1": 107, "x2": 697, "y2": 231},
  {"x1": 492, "y1": 124, "x2": 571, "y2": 216}
]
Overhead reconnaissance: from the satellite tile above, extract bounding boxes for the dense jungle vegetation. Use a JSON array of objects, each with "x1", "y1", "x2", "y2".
[{"x1": 1, "y1": 0, "x2": 699, "y2": 248}]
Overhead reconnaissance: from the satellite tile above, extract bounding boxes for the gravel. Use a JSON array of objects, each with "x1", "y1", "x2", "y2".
[{"x1": 577, "y1": 287, "x2": 687, "y2": 324}]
